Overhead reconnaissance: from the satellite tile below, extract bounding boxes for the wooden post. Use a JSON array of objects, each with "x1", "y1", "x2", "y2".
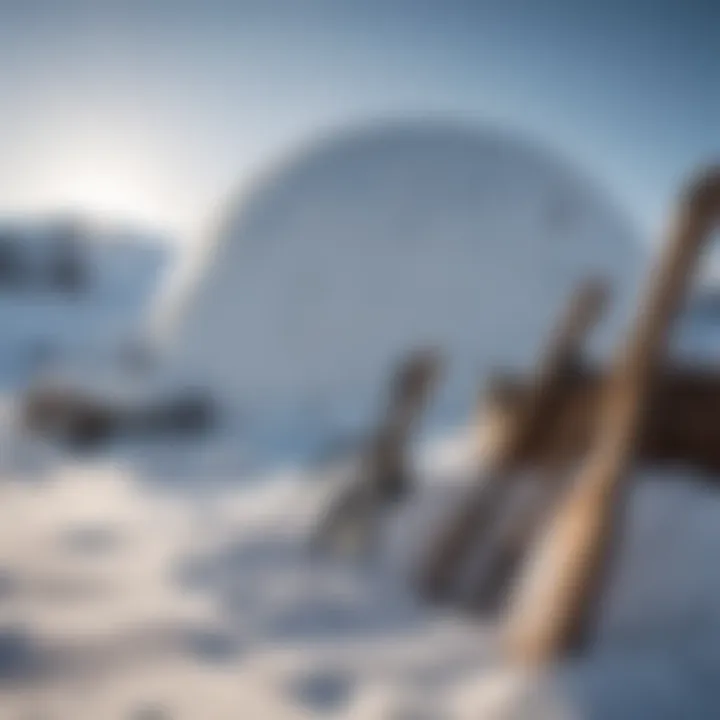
[
  {"x1": 504, "y1": 167, "x2": 720, "y2": 665},
  {"x1": 312, "y1": 348, "x2": 441, "y2": 551},
  {"x1": 363, "y1": 348, "x2": 442, "y2": 502},
  {"x1": 416, "y1": 279, "x2": 608, "y2": 601}
]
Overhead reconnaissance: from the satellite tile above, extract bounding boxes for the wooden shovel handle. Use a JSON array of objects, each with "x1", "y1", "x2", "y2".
[
  {"x1": 417, "y1": 278, "x2": 607, "y2": 601},
  {"x1": 504, "y1": 167, "x2": 720, "y2": 665}
]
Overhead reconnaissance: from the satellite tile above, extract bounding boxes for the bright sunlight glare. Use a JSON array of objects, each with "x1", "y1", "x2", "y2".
[{"x1": 11, "y1": 122, "x2": 189, "y2": 241}]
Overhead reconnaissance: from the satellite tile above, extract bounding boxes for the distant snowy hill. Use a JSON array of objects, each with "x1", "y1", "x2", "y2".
[
  {"x1": 0, "y1": 218, "x2": 172, "y2": 389},
  {"x1": 170, "y1": 121, "x2": 645, "y2": 468}
]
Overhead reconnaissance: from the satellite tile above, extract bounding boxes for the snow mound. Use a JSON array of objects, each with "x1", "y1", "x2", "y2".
[{"x1": 172, "y1": 120, "x2": 644, "y2": 468}]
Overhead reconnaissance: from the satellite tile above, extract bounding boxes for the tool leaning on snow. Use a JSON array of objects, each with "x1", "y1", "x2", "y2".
[
  {"x1": 415, "y1": 277, "x2": 609, "y2": 605},
  {"x1": 311, "y1": 349, "x2": 441, "y2": 555},
  {"x1": 414, "y1": 165, "x2": 720, "y2": 664},
  {"x1": 503, "y1": 167, "x2": 720, "y2": 664}
]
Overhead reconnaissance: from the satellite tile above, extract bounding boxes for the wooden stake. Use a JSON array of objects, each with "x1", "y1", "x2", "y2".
[
  {"x1": 312, "y1": 348, "x2": 441, "y2": 550},
  {"x1": 416, "y1": 279, "x2": 608, "y2": 601},
  {"x1": 504, "y1": 167, "x2": 720, "y2": 665}
]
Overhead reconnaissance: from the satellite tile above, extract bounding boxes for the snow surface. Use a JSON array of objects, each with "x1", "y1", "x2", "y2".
[{"x1": 0, "y1": 420, "x2": 719, "y2": 719}]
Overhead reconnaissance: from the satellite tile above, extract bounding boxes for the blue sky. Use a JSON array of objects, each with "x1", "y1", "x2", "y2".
[{"x1": 0, "y1": 0, "x2": 716, "y2": 245}]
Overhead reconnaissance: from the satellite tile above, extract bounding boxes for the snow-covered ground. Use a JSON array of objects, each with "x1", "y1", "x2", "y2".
[{"x1": 0, "y1": 420, "x2": 719, "y2": 719}]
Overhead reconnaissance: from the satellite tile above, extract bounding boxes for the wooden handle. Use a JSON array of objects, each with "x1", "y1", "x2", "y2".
[
  {"x1": 504, "y1": 166, "x2": 720, "y2": 665},
  {"x1": 416, "y1": 278, "x2": 607, "y2": 601},
  {"x1": 312, "y1": 349, "x2": 441, "y2": 551}
]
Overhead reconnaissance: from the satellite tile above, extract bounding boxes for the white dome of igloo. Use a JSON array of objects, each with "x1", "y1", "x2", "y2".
[{"x1": 173, "y1": 120, "x2": 645, "y2": 466}]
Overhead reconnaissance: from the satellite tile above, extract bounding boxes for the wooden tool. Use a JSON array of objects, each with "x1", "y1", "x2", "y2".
[
  {"x1": 504, "y1": 167, "x2": 720, "y2": 665},
  {"x1": 416, "y1": 279, "x2": 607, "y2": 601},
  {"x1": 312, "y1": 348, "x2": 441, "y2": 553}
]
